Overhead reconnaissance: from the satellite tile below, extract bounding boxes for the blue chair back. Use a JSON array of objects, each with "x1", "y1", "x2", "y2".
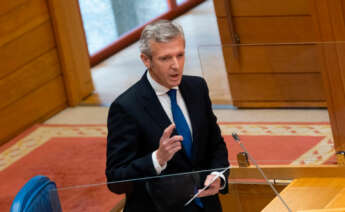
[{"x1": 10, "y1": 175, "x2": 62, "y2": 212}]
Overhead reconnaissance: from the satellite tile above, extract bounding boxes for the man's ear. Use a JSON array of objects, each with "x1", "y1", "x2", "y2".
[{"x1": 140, "y1": 53, "x2": 151, "y2": 69}]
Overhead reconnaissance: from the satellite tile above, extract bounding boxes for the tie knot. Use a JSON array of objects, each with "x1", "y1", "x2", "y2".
[{"x1": 167, "y1": 89, "x2": 177, "y2": 100}]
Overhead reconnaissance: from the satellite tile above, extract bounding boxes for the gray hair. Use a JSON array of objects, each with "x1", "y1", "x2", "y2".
[{"x1": 139, "y1": 20, "x2": 185, "y2": 57}]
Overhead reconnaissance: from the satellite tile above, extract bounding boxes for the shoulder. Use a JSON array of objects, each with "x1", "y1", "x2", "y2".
[
  {"x1": 109, "y1": 80, "x2": 143, "y2": 112},
  {"x1": 117, "y1": 82, "x2": 141, "y2": 103},
  {"x1": 181, "y1": 75, "x2": 207, "y2": 87},
  {"x1": 181, "y1": 75, "x2": 208, "y2": 92}
]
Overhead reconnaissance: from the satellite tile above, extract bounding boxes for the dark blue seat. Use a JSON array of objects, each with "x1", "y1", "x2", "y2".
[{"x1": 10, "y1": 175, "x2": 62, "y2": 212}]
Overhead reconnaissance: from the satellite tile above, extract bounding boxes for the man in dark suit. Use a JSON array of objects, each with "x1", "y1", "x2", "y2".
[{"x1": 106, "y1": 20, "x2": 229, "y2": 212}]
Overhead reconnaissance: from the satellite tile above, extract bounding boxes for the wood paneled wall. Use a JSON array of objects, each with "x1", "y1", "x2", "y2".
[
  {"x1": 0, "y1": 0, "x2": 93, "y2": 145},
  {"x1": 0, "y1": 0, "x2": 66, "y2": 144},
  {"x1": 214, "y1": 0, "x2": 326, "y2": 108}
]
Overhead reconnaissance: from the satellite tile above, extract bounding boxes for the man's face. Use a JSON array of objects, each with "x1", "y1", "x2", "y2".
[{"x1": 141, "y1": 36, "x2": 185, "y2": 89}]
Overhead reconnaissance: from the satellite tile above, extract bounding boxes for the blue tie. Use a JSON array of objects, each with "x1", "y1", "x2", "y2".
[
  {"x1": 167, "y1": 89, "x2": 203, "y2": 208},
  {"x1": 167, "y1": 89, "x2": 192, "y2": 159}
]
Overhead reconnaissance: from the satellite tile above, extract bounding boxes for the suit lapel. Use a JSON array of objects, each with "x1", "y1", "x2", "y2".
[
  {"x1": 137, "y1": 73, "x2": 194, "y2": 166},
  {"x1": 179, "y1": 78, "x2": 200, "y2": 165},
  {"x1": 137, "y1": 73, "x2": 172, "y2": 132}
]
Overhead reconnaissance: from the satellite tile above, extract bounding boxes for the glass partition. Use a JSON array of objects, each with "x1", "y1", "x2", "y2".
[
  {"x1": 197, "y1": 41, "x2": 339, "y2": 163},
  {"x1": 54, "y1": 150, "x2": 339, "y2": 211},
  {"x1": 54, "y1": 166, "x2": 293, "y2": 212},
  {"x1": 198, "y1": 42, "x2": 332, "y2": 108}
]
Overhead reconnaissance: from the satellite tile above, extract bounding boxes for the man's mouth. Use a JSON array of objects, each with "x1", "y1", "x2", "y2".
[{"x1": 170, "y1": 74, "x2": 180, "y2": 80}]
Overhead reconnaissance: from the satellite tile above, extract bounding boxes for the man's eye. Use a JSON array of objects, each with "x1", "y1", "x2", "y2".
[{"x1": 160, "y1": 56, "x2": 170, "y2": 61}]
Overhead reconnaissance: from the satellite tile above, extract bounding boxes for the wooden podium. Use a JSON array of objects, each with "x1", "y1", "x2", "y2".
[{"x1": 263, "y1": 178, "x2": 345, "y2": 212}]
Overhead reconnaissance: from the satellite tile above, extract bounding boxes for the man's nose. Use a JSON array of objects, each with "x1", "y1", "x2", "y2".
[{"x1": 171, "y1": 57, "x2": 179, "y2": 69}]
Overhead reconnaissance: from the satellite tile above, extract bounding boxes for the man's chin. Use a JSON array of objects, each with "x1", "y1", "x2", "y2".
[{"x1": 168, "y1": 79, "x2": 182, "y2": 88}]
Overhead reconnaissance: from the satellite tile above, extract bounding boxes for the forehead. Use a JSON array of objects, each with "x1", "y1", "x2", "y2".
[{"x1": 150, "y1": 36, "x2": 185, "y2": 56}]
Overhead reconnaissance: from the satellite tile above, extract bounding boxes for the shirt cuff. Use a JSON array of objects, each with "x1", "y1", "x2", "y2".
[
  {"x1": 152, "y1": 150, "x2": 167, "y2": 175},
  {"x1": 211, "y1": 171, "x2": 227, "y2": 190}
]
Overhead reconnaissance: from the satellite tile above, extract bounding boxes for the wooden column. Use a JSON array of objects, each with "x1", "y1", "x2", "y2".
[
  {"x1": 47, "y1": 0, "x2": 94, "y2": 106},
  {"x1": 311, "y1": 0, "x2": 345, "y2": 152}
]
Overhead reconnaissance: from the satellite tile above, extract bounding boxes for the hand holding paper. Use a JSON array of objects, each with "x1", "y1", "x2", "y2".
[
  {"x1": 184, "y1": 173, "x2": 222, "y2": 207},
  {"x1": 197, "y1": 174, "x2": 221, "y2": 197}
]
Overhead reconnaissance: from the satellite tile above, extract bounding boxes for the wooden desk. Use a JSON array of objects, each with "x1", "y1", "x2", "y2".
[
  {"x1": 262, "y1": 178, "x2": 345, "y2": 212},
  {"x1": 298, "y1": 208, "x2": 345, "y2": 212}
]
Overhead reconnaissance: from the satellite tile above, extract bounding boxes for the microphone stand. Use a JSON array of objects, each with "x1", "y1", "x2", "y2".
[{"x1": 232, "y1": 133, "x2": 292, "y2": 212}]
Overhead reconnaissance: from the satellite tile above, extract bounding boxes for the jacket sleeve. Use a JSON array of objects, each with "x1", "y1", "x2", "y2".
[
  {"x1": 105, "y1": 102, "x2": 156, "y2": 194},
  {"x1": 201, "y1": 78, "x2": 230, "y2": 194}
]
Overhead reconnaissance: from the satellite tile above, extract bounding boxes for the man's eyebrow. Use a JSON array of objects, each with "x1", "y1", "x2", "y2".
[{"x1": 158, "y1": 55, "x2": 171, "y2": 58}]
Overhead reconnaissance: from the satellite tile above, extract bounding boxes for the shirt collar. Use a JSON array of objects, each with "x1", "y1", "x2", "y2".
[{"x1": 146, "y1": 71, "x2": 178, "y2": 96}]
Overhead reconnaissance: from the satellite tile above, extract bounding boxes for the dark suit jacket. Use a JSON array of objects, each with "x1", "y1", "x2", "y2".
[{"x1": 106, "y1": 73, "x2": 229, "y2": 212}]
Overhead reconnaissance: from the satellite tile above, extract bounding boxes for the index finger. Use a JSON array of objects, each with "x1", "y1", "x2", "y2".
[{"x1": 161, "y1": 124, "x2": 175, "y2": 140}]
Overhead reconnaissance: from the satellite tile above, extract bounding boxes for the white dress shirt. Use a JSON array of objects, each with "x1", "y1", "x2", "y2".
[
  {"x1": 147, "y1": 72, "x2": 193, "y2": 133},
  {"x1": 147, "y1": 72, "x2": 226, "y2": 189}
]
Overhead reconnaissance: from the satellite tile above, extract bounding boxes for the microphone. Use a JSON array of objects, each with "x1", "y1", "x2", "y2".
[{"x1": 232, "y1": 133, "x2": 292, "y2": 212}]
